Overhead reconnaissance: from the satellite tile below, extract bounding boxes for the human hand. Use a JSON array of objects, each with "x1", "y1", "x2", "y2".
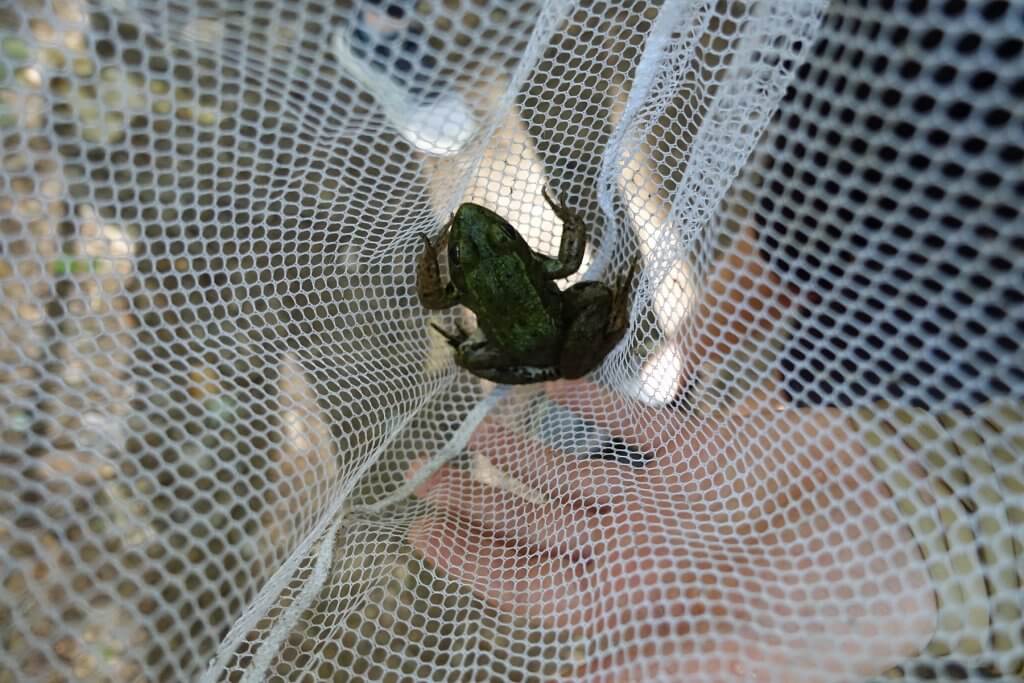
[{"x1": 407, "y1": 381, "x2": 937, "y2": 682}]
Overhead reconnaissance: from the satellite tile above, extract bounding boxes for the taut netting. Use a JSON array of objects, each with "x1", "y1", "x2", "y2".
[{"x1": 1, "y1": 1, "x2": 1022, "y2": 681}]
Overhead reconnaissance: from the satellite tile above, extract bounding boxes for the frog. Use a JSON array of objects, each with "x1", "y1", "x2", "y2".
[{"x1": 416, "y1": 189, "x2": 635, "y2": 385}]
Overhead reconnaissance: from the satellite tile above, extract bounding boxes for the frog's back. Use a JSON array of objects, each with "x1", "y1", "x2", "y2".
[
  {"x1": 451, "y1": 204, "x2": 564, "y2": 360},
  {"x1": 466, "y1": 254, "x2": 562, "y2": 358}
]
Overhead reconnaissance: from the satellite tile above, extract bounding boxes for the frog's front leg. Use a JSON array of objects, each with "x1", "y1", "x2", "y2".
[
  {"x1": 558, "y1": 261, "x2": 636, "y2": 379},
  {"x1": 416, "y1": 220, "x2": 459, "y2": 309},
  {"x1": 538, "y1": 188, "x2": 588, "y2": 280},
  {"x1": 432, "y1": 323, "x2": 560, "y2": 384}
]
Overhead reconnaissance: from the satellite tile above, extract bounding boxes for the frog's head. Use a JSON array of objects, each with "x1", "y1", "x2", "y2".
[{"x1": 448, "y1": 203, "x2": 526, "y2": 273}]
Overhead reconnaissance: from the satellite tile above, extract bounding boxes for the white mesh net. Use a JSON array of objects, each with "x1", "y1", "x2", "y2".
[{"x1": 1, "y1": 0, "x2": 1022, "y2": 681}]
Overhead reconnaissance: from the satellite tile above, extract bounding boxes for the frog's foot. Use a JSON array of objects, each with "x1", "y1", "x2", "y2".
[
  {"x1": 539, "y1": 188, "x2": 587, "y2": 280},
  {"x1": 430, "y1": 320, "x2": 473, "y2": 348},
  {"x1": 458, "y1": 343, "x2": 560, "y2": 383}
]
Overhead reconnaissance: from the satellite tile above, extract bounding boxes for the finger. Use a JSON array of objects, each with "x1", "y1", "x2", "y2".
[
  {"x1": 543, "y1": 382, "x2": 780, "y2": 510},
  {"x1": 465, "y1": 419, "x2": 643, "y2": 511},
  {"x1": 685, "y1": 224, "x2": 794, "y2": 367},
  {"x1": 546, "y1": 381, "x2": 706, "y2": 462},
  {"x1": 407, "y1": 513, "x2": 597, "y2": 629},
  {"x1": 407, "y1": 455, "x2": 625, "y2": 561}
]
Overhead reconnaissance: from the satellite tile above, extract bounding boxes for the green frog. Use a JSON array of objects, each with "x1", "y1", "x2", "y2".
[{"x1": 417, "y1": 190, "x2": 634, "y2": 384}]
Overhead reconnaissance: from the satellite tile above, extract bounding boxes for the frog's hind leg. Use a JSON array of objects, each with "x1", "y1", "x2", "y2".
[
  {"x1": 559, "y1": 263, "x2": 635, "y2": 379},
  {"x1": 559, "y1": 283, "x2": 616, "y2": 379},
  {"x1": 465, "y1": 363, "x2": 561, "y2": 385},
  {"x1": 431, "y1": 323, "x2": 559, "y2": 384},
  {"x1": 456, "y1": 339, "x2": 560, "y2": 384}
]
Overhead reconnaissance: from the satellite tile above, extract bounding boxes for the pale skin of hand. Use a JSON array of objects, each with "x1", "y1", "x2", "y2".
[
  {"x1": 407, "y1": 382, "x2": 937, "y2": 682},
  {"x1": 408, "y1": 228, "x2": 937, "y2": 681}
]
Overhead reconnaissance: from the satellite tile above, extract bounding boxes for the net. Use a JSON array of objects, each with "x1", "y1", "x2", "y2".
[{"x1": 1, "y1": 0, "x2": 1021, "y2": 681}]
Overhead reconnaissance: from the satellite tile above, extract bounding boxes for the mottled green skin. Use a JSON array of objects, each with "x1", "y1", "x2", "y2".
[
  {"x1": 417, "y1": 193, "x2": 634, "y2": 385},
  {"x1": 451, "y1": 204, "x2": 562, "y2": 365}
]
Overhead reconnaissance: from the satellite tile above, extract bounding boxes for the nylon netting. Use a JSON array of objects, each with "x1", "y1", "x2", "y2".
[{"x1": 1, "y1": 1, "x2": 1022, "y2": 681}]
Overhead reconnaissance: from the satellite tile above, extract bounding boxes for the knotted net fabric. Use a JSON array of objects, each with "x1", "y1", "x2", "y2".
[{"x1": 1, "y1": 1, "x2": 1021, "y2": 681}]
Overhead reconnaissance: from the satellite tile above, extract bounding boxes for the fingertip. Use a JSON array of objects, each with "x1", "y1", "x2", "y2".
[
  {"x1": 406, "y1": 514, "x2": 444, "y2": 560},
  {"x1": 406, "y1": 455, "x2": 457, "y2": 499},
  {"x1": 545, "y1": 378, "x2": 589, "y2": 401},
  {"x1": 405, "y1": 455, "x2": 428, "y2": 481}
]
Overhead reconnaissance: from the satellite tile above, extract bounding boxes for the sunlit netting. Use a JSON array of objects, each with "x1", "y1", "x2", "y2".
[{"x1": 1, "y1": 0, "x2": 1022, "y2": 681}]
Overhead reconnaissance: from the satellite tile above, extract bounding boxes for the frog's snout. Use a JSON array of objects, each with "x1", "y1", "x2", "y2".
[{"x1": 450, "y1": 202, "x2": 516, "y2": 263}]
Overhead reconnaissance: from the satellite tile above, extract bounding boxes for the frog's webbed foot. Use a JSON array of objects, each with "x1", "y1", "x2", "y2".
[
  {"x1": 416, "y1": 217, "x2": 459, "y2": 310},
  {"x1": 539, "y1": 188, "x2": 587, "y2": 280}
]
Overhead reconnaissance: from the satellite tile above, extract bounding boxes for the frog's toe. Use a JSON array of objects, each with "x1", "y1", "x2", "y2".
[
  {"x1": 610, "y1": 258, "x2": 639, "y2": 329},
  {"x1": 430, "y1": 322, "x2": 467, "y2": 347},
  {"x1": 616, "y1": 257, "x2": 639, "y2": 296},
  {"x1": 541, "y1": 187, "x2": 559, "y2": 211}
]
